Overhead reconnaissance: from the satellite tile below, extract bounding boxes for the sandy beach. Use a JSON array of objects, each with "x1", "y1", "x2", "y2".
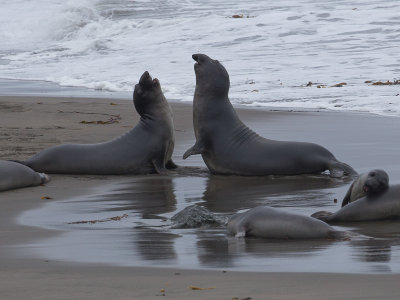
[{"x1": 1, "y1": 95, "x2": 400, "y2": 299}]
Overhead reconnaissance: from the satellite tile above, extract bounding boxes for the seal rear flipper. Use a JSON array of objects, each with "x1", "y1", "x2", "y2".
[
  {"x1": 311, "y1": 211, "x2": 334, "y2": 223},
  {"x1": 166, "y1": 159, "x2": 178, "y2": 169},
  {"x1": 328, "y1": 161, "x2": 358, "y2": 178},
  {"x1": 183, "y1": 140, "x2": 205, "y2": 159}
]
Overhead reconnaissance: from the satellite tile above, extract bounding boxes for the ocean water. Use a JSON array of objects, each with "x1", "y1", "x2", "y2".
[{"x1": 0, "y1": 0, "x2": 399, "y2": 115}]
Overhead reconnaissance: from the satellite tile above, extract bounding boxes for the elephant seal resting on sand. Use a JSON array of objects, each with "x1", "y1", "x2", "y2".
[
  {"x1": 312, "y1": 185, "x2": 400, "y2": 223},
  {"x1": 227, "y1": 206, "x2": 351, "y2": 240},
  {"x1": 341, "y1": 169, "x2": 389, "y2": 207},
  {"x1": 183, "y1": 54, "x2": 356, "y2": 178},
  {"x1": 15, "y1": 71, "x2": 176, "y2": 175},
  {"x1": 0, "y1": 160, "x2": 49, "y2": 192}
]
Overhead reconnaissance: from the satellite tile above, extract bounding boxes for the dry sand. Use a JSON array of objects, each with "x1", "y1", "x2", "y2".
[{"x1": 1, "y1": 96, "x2": 400, "y2": 299}]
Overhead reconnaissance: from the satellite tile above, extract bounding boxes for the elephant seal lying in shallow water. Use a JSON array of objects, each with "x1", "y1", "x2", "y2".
[
  {"x1": 312, "y1": 184, "x2": 400, "y2": 223},
  {"x1": 341, "y1": 169, "x2": 389, "y2": 207},
  {"x1": 16, "y1": 72, "x2": 176, "y2": 175},
  {"x1": 227, "y1": 206, "x2": 351, "y2": 240},
  {"x1": 183, "y1": 54, "x2": 356, "y2": 178},
  {"x1": 0, "y1": 160, "x2": 49, "y2": 192}
]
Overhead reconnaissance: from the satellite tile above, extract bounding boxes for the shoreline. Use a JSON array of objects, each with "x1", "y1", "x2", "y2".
[{"x1": 1, "y1": 95, "x2": 400, "y2": 299}]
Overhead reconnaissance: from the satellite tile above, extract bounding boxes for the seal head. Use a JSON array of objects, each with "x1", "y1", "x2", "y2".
[
  {"x1": 363, "y1": 169, "x2": 389, "y2": 194},
  {"x1": 192, "y1": 54, "x2": 229, "y2": 99},
  {"x1": 341, "y1": 169, "x2": 389, "y2": 207},
  {"x1": 134, "y1": 71, "x2": 166, "y2": 117}
]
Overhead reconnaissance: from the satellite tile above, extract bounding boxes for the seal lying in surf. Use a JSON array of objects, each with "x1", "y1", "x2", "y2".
[
  {"x1": 16, "y1": 72, "x2": 176, "y2": 175},
  {"x1": 227, "y1": 206, "x2": 351, "y2": 240},
  {"x1": 0, "y1": 160, "x2": 49, "y2": 192},
  {"x1": 183, "y1": 54, "x2": 356, "y2": 178},
  {"x1": 341, "y1": 169, "x2": 389, "y2": 207},
  {"x1": 312, "y1": 185, "x2": 400, "y2": 223}
]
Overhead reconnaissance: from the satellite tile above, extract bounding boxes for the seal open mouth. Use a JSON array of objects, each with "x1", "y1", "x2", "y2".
[
  {"x1": 139, "y1": 71, "x2": 159, "y2": 87},
  {"x1": 192, "y1": 54, "x2": 202, "y2": 66},
  {"x1": 363, "y1": 185, "x2": 369, "y2": 193}
]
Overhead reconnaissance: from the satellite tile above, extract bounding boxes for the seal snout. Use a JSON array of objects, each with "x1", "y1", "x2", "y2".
[
  {"x1": 139, "y1": 71, "x2": 153, "y2": 87},
  {"x1": 192, "y1": 53, "x2": 210, "y2": 65},
  {"x1": 192, "y1": 54, "x2": 200, "y2": 62}
]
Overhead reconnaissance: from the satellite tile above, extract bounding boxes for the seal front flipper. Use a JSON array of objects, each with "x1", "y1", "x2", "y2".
[
  {"x1": 341, "y1": 181, "x2": 355, "y2": 207},
  {"x1": 183, "y1": 140, "x2": 206, "y2": 159},
  {"x1": 166, "y1": 159, "x2": 178, "y2": 169},
  {"x1": 152, "y1": 159, "x2": 169, "y2": 175},
  {"x1": 311, "y1": 211, "x2": 334, "y2": 223}
]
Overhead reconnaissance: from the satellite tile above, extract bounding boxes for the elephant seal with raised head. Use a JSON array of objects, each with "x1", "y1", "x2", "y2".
[
  {"x1": 312, "y1": 185, "x2": 400, "y2": 223},
  {"x1": 17, "y1": 72, "x2": 176, "y2": 175},
  {"x1": 341, "y1": 169, "x2": 389, "y2": 207},
  {"x1": 0, "y1": 160, "x2": 49, "y2": 192},
  {"x1": 183, "y1": 54, "x2": 356, "y2": 178},
  {"x1": 227, "y1": 206, "x2": 351, "y2": 240}
]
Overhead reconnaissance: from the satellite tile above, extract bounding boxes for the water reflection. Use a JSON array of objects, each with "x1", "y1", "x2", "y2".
[
  {"x1": 196, "y1": 230, "x2": 234, "y2": 268},
  {"x1": 202, "y1": 174, "x2": 350, "y2": 212},
  {"x1": 91, "y1": 175, "x2": 177, "y2": 217},
  {"x1": 228, "y1": 237, "x2": 334, "y2": 258},
  {"x1": 18, "y1": 173, "x2": 400, "y2": 273},
  {"x1": 347, "y1": 220, "x2": 400, "y2": 265},
  {"x1": 133, "y1": 227, "x2": 179, "y2": 262}
]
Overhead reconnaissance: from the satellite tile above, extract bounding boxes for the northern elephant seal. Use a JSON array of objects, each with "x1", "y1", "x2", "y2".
[
  {"x1": 341, "y1": 169, "x2": 389, "y2": 207},
  {"x1": 183, "y1": 54, "x2": 356, "y2": 178},
  {"x1": 0, "y1": 160, "x2": 49, "y2": 192},
  {"x1": 312, "y1": 185, "x2": 400, "y2": 223},
  {"x1": 18, "y1": 72, "x2": 176, "y2": 175},
  {"x1": 227, "y1": 206, "x2": 350, "y2": 240}
]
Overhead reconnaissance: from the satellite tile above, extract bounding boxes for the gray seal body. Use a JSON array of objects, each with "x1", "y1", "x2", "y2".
[
  {"x1": 19, "y1": 72, "x2": 176, "y2": 175},
  {"x1": 183, "y1": 54, "x2": 356, "y2": 178},
  {"x1": 312, "y1": 184, "x2": 400, "y2": 223},
  {"x1": 341, "y1": 169, "x2": 389, "y2": 207},
  {"x1": 0, "y1": 160, "x2": 49, "y2": 192},
  {"x1": 227, "y1": 206, "x2": 348, "y2": 240}
]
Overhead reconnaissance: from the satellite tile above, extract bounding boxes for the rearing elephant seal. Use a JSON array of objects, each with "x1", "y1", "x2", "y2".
[
  {"x1": 17, "y1": 72, "x2": 176, "y2": 175},
  {"x1": 341, "y1": 169, "x2": 389, "y2": 207},
  {"x1": 312, "y1": 185, "x2": 400, "y2": 223},
  {"x1": 183, "y1": 54, "x2": 356, "y2": 177},
  {"x1": 227, "y1": 206, "x2": 351, "y2": 240},
  {"x1": 0, "y1": 160, "x2": 49, "y2": 192}
]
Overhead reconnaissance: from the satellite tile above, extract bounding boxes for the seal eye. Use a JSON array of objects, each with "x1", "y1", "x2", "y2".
[{"x1": 369, "y1": 172, "x2": 375, "y2": 177}]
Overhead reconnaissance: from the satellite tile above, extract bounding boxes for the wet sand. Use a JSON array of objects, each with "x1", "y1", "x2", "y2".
[{"x1": 1, "y1": 96, "x2": 400, "y2": 299}]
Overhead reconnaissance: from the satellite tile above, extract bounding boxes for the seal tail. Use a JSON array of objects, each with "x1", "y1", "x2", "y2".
[
  {"x1": 328, "y1": 160, "x2": 358, "y2": 178},
  {"x1": 311, "y1": 211, "x2": 334, "y2": 223}
]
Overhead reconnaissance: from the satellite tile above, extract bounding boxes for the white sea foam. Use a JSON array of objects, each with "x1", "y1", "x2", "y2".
[{"x1": 0, "y1": 0, "x2": 399, "y2": 116}]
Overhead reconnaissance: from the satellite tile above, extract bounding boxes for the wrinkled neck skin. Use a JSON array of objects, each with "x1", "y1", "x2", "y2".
[
  {"x1": 193, "y1": 83, "x2": 240, "y2": 139},
  {"x1": 128, "y1": 97, "x2": 174, "y2": 142},
  {"x1": 138, "y1": 95, "x2": 173, "y2": 127}
]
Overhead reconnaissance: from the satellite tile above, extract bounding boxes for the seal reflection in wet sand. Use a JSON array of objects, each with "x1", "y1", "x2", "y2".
[
  {"x1": 341, "y1": 169, "x2": 389, "y2": 207},
  {"x1": 16, "y1": 72, "x2": 176, "y2": 175},
  {"x1": 0, "y1": 160, "x2": 49, "y2": 192},
  {"x1": 183, "y1": 54, "x2": 357, "y2": 178},
  {"x1": 227, "y1": 206, "x2": 351, "y2": 240}
]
